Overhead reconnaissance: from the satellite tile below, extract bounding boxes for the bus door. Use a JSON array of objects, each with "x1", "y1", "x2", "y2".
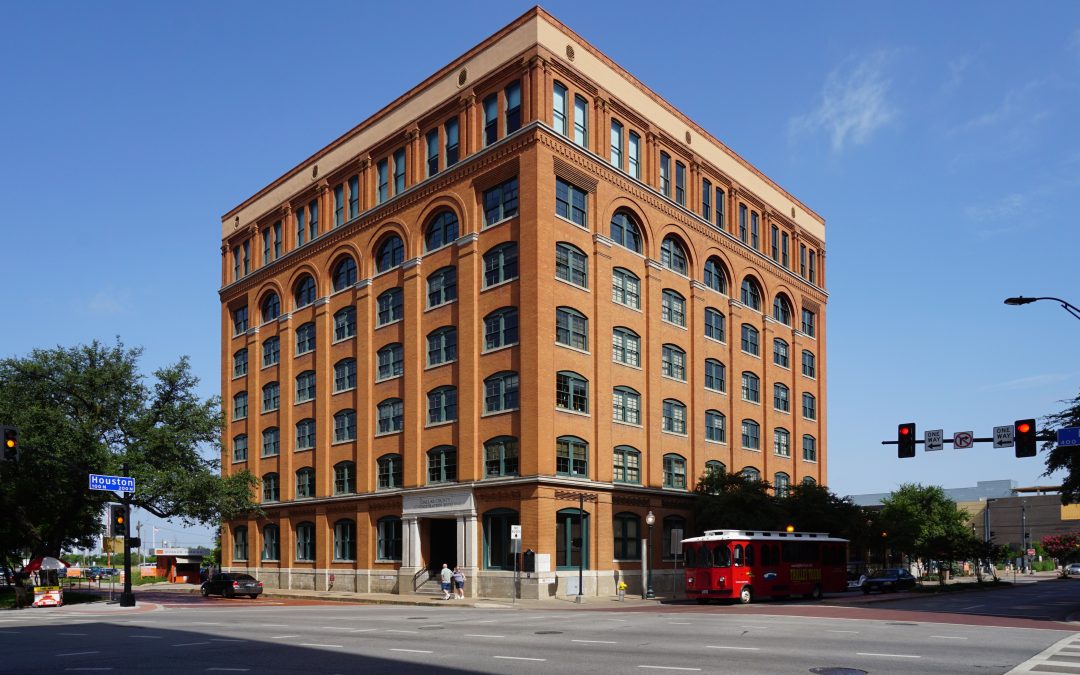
[{"x1": 732, "y1": 543, "x2": 749, "y2": 592}]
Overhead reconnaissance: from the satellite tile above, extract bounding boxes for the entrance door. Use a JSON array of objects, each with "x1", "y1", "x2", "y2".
[{"x1": 427, "y1": 518, "x2": 457, "y2": 569}]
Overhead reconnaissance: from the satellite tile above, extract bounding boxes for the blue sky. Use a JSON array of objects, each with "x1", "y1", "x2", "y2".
[{"x1": 3, "y1": 1, "x2": 1079, "y2": 547}]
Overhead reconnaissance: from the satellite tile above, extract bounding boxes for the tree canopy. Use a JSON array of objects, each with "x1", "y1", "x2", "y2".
[
  {"x1": 0, "y1": 340, "x2": 258, "y2": 567},
  {"x1": 1042, "y1": 391, "x2": 1080, "y2": 504},
  {"x1": 878, "y1": 483, "x2": 972, "y2": 564}
]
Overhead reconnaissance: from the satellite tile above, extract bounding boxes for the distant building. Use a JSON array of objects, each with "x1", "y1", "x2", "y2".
[
  {"x1": 218, "y1": 7, "x2": 827, "y2": 599},
  {"x1": 849, "y1": 480, "x2": 1017, "y2": 508}
]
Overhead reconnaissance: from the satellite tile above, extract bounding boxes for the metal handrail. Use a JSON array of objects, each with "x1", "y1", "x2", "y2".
[{"x1": 413, "y1": 564, "x2": 437, "y2": 592}]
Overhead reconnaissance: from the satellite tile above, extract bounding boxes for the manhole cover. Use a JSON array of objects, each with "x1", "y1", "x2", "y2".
[
  {"x1": 809, "y1": 669, "x2": 868, "y2": 675},
  {"x1": 535, "y1": 631, "x2": 563, "y2": 635}
]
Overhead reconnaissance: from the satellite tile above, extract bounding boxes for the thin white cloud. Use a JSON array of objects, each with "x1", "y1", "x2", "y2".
[
  {"x1": 979, "y1": 372, "x2": 1079, "y2": 393},
  {"x1": 85, "y1": 289, "x2": 128, "y2": 315},
  {"x1": 964, "y1": 192, "x2": 1027, "y2": 223},
  {"x1": 789, "y1": 52, "x2": 896, "y2": 151}
]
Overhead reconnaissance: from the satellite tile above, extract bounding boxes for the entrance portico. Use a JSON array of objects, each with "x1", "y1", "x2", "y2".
[{"x1": 399, "y1": 488, "x2": 477, "y2": 595}]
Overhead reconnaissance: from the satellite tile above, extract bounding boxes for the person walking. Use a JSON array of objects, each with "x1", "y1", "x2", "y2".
[
  {"x1": 439, "y1": 563, "x2": 453, "y2": 600},
  {"x1": 452, "y1": 566, "x2": 466, "y2": 600}
]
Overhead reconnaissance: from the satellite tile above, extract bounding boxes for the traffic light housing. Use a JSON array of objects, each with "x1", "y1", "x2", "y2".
[
  {"x1": 898, "y1": 422, "x2": 916, "y2": 458},
  {"x1": 109, "y1": 504, "x2": 126, "y2": 538},
  {"x1": 1, "y1": 426, "x2": 18, "y2": 462},
  {"x1": 1014, "y1": 419, "x2": 1037, "y2": 458}
]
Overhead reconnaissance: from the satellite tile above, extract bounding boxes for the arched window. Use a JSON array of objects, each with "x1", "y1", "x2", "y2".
[
  {"x1": 802, "y1": 350, "x2": 816, "y2": 378},
  {"x1": 333, "y1": 409, "x2": 356, "y2": 442},
  {"x1": 741, "y1": 419, "x2": 761, "y2": 450},
  {"x1": 705, "y1": 410, "x2": 726, "y2": 443},
  {"x1": 483, "y1": 508, "x2": 520, "y2": 570},
  {"x1": 612, "y1": 386, "x2": 641, "y2": 425},
  {"x1": 555, "y1": 307, "x2": 588, "y2": 350},
  {"x1": 377, "y1": 453, "x2": 403, "y2": 489},
  {"x1": 484, "y1": 307, "x2": 518, "y2": 350},
  {"x1": 261, "y1": 427, "x2": 279, "y2": 457},
  {"x1": 661, "y1": 344, "x2": 686, "y2": 381},
  {"x1": 261, "y1": 472, "x2": 279, "y2": 502},
  {"x1": 774, "y1": 472, "x2": 791, "y2": 497},
  {"x1": 333, "y1": 519, "x2": 356, "y2": 561},
  {"x1": 424, "y1": 211, "x2": 459, "y2": 252},
  {"x1": 705, "y1": 460, "x2": 726, "y2": 476},
  {"x1": 261, "y1": 292, "x2": 281, "y2": 322},
  {"x1": 773, "y1": 294, "x2": 793, "y2": 326},
  {"x1": 741, "y1": 466, "x2": 761, "y2": 481},
  {"x1": 703, "y1": 257, "x2": 728, "y2": 294},
  {"x1": 376, "y1": 343, "x2": 404, "y2": 380},
  {"x1": 376, "y1": 516, "x2": 402, "y2": 561},
  {"x1": 556, "y1": 242, "x2": 588, "y2": 288},
  {"x1": 484, "y1": 436, "x2": 519, "y2": 477},
  {"x1": 295, "y1": 418, "x2": 315, "y2": 450},
  {"x1": 613, "y1": 512, "x2": 640, "y2": 559},
  {"x1": 295, "y1": 322, "x2": 315, "y2": 354},
  {"x1": 704, "y1": 308, "x2": 725, "y2": 341},
  {"x1": 427, "y1": 445, "x2": 457, "y2": 484},
  {"x1": 774, "y1": 427, "x2": 791, "y2": 457},
  {"x1": 334, "y1": 358, "x2": 356, "y2": 392},
  {"x1": 261, "y1": 524, "x2": 280, "y2": 560},
  {"x1": 295, "y1": 522, "x2": 315, "y2": 561},
  {"x1": 802, "y1": 476, "x2": 817, "y2": 486},
  {"x1": 802, "y1": 393, "x2": 817, "y2": 420},
  {"x1": 612, "y1": 327, "x2": 640, "y2": 366},
  {"x1": 427, "y1": 386, "x2": 457, "y2": 424},
  {"x1": 773, "y1": 338, "x2": 789, "y2": 367},
  {"x1": 375, "y1": 234, "x2": 405, "y2": 272},
  {"x1": 662, "y1": 289, "x2": 686, "y2": 326},
  {"x1": 612, "y1": 268, "x2": 641, "y2": 308},
  {"x1": 233, "y1": 526, "x2": 248, "y2": 560},
  {"x1": 232, "y1": 434, "x2": 248, "y2": 462},
  {"x1": 334, "y1": 461, "x2": 355, "y2": 494},
  {"x1": 662, "y1": 399, "x2": 687, "y2": 434},
  {"x1": 740, "y1": 277, "x2": 763, "y2": 310},
  {"x1": 705, "y1": 359, "x2": 725, "y2": 392},
  {"x1": 427, "y1": 327, "x2": 457, "y2": 366},
  {"x1": 232, "y1": 392, "x2": 247, "y2": 420},
  {"x1": 556, "y1": 371, "x2": 589, "y2": 413},
  {"x1": 555, "y1": 507, "x2": 589, "y2": 570},
  {"x1": 376, "y1": 398, "x2": 404, "y2": 435},
  {"x1": 483, "y1": 242, "x2": 518, "y2": 287},
  {"x1": 774, "y1": 383, "x2": 790, "y2": 412},
  {"x1": 660, "y1": 235, "x2": 689, "y2": 275},
  {"x1": 377, "y1": 287, "x2": 404, "y2": 325},
  {"x1": 802, "y1": 435, "x2": 818, "y2": 462},
  {"x1": 427, "y1": 267, "x2": 457, "y2": 308},
  {"x1": 556, "y1": 436, "x2": 588, "y2": 478},
  {"x1": 613, "y1": 445, "x2": 641, "y2": 483},
  {"x1": 294, "y1": 275, "x2": 317, "y2": 308},
  {"x1": 295, "y1": 467, "x2": 315, "y2": 498},
  {"x1": 663, "y1": 453, "x2": 687, "y2": 489},
  {"x1": 295, "y1": 370, "x2": 315, "y2": 403},
  {"x1": 610, "y1": 211, "x2": 642, "y2": 253},
  {"x1": 332, "y1": 256, "x2": 357, "y2": 292},
  {"x1": 484, "y1": 372, "x2": 519, "y2": 413},
  {"x1": 334, "y1": 307, "x2": 356, "y2": 341},
  {"x1": 741, "y1": 324, "x2": 760, "y2": 355}
]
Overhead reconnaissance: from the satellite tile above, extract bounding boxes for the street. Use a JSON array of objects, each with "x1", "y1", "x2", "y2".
[{"x1": 1, "y1": 580, "x2": 1077, "y2": 674}]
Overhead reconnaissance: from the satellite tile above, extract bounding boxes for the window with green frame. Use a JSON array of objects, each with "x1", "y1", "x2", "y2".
[
  {"x1": 613, "y1": 512, "x2": 640, "y2": 559},
  {"x1": 555, "y1": 508, "x2": 589, "y2": 570},
  {"x1": 556, "y1": 436, "x2": 588, "y2": 478},
  {"x1": 482, "y1": 508, "x2": 519, "y2": 570}
]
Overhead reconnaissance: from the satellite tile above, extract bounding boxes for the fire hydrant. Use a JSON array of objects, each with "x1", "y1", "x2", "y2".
[{"x1": 617, "y1": 581, "x2": 627, "y2": 601}]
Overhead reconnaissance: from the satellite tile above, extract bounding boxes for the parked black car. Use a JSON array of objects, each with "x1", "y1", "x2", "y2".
[
  {"x1": 200, "y1": 572, "x2": 263, "y2": 599},
  {"x1": 862, "y1": 568, "x2": 917, "y2": 594}
]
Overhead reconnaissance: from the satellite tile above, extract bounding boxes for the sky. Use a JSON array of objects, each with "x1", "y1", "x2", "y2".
[{"x1": 3, "y1": 1, "x2": 1079, "y2": 547}]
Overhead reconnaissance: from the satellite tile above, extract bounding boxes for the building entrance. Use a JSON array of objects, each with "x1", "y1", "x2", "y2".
[{"x1": 427, "y1": 518, "x2": 457, "y2": 569}]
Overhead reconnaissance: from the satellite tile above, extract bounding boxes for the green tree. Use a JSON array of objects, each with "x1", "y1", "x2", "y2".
[
  {"x1": 1042, "y1": 391, "x2": 1080, "y2": 504},
  {"x1": 1041, "y1": 533, "x2": 1080, "y2": 577},
  {"x1": 0, "y1": 340, "x2": 259, "y2": 569},
  {"x1": 692, "y1": 471, "x2": 783, "y2": 532},
  {"x1": 878, "y1": 484, "x2": 971, "y2": 569}
]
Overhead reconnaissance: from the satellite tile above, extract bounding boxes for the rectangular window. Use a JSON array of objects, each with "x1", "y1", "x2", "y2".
[
  {"x1": 675, "y1": 161, "x2": 686, "y2": 206},
  {"x1": 393, "y1": 148, "x2": 405, "y2": 195},
  {"x1": 702, "y1": 179, "x2": 712, "y2": 220},
  {"x1": 800, "y1": 244, "x2": 807, "y2": 277},
  {"x1": 738, "y1": 204, "x2": 747, "y2": 243},
  {"x1": 233, "y1": 246, "x2": 240, "y2": 280},
  {"x1": 555, "y1": 178, "x2": 588, "y2": 227},
  {"x1": 483, "y1": 93, "x2": 498, "y2": 146},
  {"x1": 262, "y1": 228, "x2": 271, "y2": 266},
  {"x1": 573, "y1": 95, "x2": 588, "y2": 147},
  {"x1": 612, "y1": 330, "x2": 640, "y2": 367},
  {"x1": 659, "y1": 152, "x2": 671, "y2": 197},
  {"x1": 504, "y1": 80, "x2": 521, "y2": 134},
  {"x1": 242, "y1": 241, "x2": 250, "y2": 276},
  {"x1": 802, "y1": 351, "x2": 816, "y2": 378},
  {"x1": 771, "y1": 225, "x2": 780, "y2": 262},
  {"x1": 377, "y1": 159, "x2": 389, "y2": 204},
  {"x1": 272, "y1": 221, "x2": 281, "y2": 259},
  {"x1": 628, "y1": 131, "x2": 640, "y2": 179},
  {"x1": 262, "y1": 337, "x2": 279, "y2": 367},
  {"x1": 348, "y1": 177, "x2": 359, "y2": 219},
  {"x1": 445, "y1": 117, "x2": 460, "y2": 166},
  {"x1": 308, "y1": 200, "x2": 318, "y2": 241},
  {"x1": 801, "y1": 309, "x2": 816, "y2": 337},
  {"x1": 716, "y1": 187, "x2": 726, "y2": 228},
  {"x1": 483, "y1": 177, "x2": 519, "y2": 226},
  {"x1": 295, "y1": 209, "x2": 306, "y2": 247},
  {"x1": 750, "y1": 211, "x2": 759, "y2": 249},
  {"x1": 782, "y1": 232, "x2": 790, "y2": 268},
  {"x1": 233, "y1": 306, "x2": 248, "y2": 335},
  {"x1": 426, "y1": 129, "x2": 439, "y2": 177},
  {"x1": 809, "y1": 251, "x2": 817, "y2": 283},
  {"x1": 610, "y1": 119, "x2": 623, "y2": 168},
  {"x1": 334, "y1": 184, "x2": 344, "y2": 227},
  {"x1": 553, "y1": 83, "x2": 568, "y2": 135}
]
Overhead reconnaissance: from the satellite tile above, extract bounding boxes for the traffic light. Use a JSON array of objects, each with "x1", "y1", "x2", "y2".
[
  {"x1": 1, "y1": 426, "x2": 18, "y2": 462},
  {"x1": 898, "y1": 422, "x2": 916, "y2": 458},
  {"x1": 109, "y1": 504, "x2": 126, "y2": 538},
  {"x1": 1014, "y1": 419, "x2": 1037, "y2": 458}
]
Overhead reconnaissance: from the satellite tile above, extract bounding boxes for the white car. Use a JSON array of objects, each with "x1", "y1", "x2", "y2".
[{"x1": 1066, "y1": 563, "x2": 1080, "y2": 575}]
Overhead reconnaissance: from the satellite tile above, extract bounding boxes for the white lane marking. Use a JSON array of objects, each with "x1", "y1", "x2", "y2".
[
  {"x1": 190, "y1": 622, "x2": 223, "y2": 626},
  {"x1": 57, "y1": 652, "x2": 100, "y2": 657},
  {"x1": 269, "y1": 635, "x2": 299, "y2": 639},
  {"x1": 300, "y1": 643, "x2": 342, "y2": 648},
  {"x1": 573, "y1": 639, "x2": 618, "y2": 644},
  {"x1": 350, "y1": 629, "x2": 377, "y2": 633},
  {"x1": 607, "y1": 618, "x2": 628, "y2": 622},
  {"x1": 321, "y1": 626, "x2": 354, "y2": 631},
  {"x1": 65, "y1": 669, "x2": 112, "y2": 672},
  {"x1": 707, "y1": 646, "x2": 760, "y2": 651},
  {"x1": 960, "y1": 605, "x2": 983, "y2": 610},
  {"x1": 740, "y1": 625, "x2": 768, "y2": 629},
  {"x1": 639, "y1": 667, "x2": 701, "y2": 672},
  {"x1": 173, "y1": 642, "x2": 211, "y2": 647},
  {"x1": 207, "y1": 669, "x2": 250, "y2": 672},
  {"x1": 0, "y1": 630, "x2": 21, "y2": 634},
  {"x1": 465, "y1": 634, "x2": 505, "y2": 638},
  {"x1": 260, "y1": 624, "x2": 289, "y2": 627},
  {"x1": 857, "y1": 652, "x2": 921, "y2": 659},
  {"x1": 0, "y1": 619, "x2": 17, "y2": 622},
  {"x1": 391, "y1": 648, "x2": 433, "y2": 654},
  {"x1": 495, "y1": 656, "x2": 546, "y2": 662},
  {"x1": 668, "y1": 622, "x2": 692, "y2": 625},
  {"x1": 827, "y1": 630, "x2": 859, "y2": 634},
  {"x1": 929, "y1": 636, "x2": 968, "y2": 640},
  {"x1": 384, "y1": 629, "x2": 417, "y2": 634},
  {"x1": 472, "y1": 620, "x2": 499, "y2": 624}
]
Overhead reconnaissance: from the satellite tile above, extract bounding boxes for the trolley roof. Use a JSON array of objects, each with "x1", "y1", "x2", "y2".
[{"x1": 681, "y1": 529, "x2": 848, "y2": 544}]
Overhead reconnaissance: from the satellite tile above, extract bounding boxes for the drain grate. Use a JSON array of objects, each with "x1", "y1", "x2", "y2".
[
  {"x1": 535, "y1": 631, "x2": 563, "y2": 635},
  {"x1": 809, "y1": 668, "x2": 868, "y2": 675}
]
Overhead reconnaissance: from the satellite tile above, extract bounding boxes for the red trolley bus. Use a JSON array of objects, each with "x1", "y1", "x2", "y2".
[{"x1": 682, "y1": 529, "x2": 848, "y2": 604}]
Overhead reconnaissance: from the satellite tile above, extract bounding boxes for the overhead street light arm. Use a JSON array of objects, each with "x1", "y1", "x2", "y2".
[{"x1": 1004, "y1": 296, "x2": 1080, "y2": 322}]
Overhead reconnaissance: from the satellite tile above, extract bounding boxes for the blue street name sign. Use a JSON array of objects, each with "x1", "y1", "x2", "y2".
[
  {"x1": 88, "y1": 474, "x2": 135, "y2": 493},
  {"x1": 1058, "y1": 427, "x2": 1080, "y2": 448}
]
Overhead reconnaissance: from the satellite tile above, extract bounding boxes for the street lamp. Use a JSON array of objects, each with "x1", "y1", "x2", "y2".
[
  {"x1": 1004, "y1": 296, "x2": 1080, "y2": 321},
  {"x1": 645, "y1": 510, "x2": 655, "y2": 600}
]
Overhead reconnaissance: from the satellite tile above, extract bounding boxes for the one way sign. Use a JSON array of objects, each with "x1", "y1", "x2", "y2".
[{"x1": 993, "y1": 426, "x2": 1014, "y2": 449}]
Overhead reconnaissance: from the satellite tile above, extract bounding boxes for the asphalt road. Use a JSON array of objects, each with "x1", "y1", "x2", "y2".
[{"x1": 1, "y1": 588, "x2": 1077, "y2": 675}]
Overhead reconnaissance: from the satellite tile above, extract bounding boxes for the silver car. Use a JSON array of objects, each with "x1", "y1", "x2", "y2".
[{"x1": 1066, "y1": 563, "x2": 1080, "y2": 575}]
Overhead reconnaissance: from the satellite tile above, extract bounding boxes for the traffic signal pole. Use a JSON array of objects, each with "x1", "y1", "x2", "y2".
[{"x1": 119, "y1": 465, "x2": 135, "y2": 607}]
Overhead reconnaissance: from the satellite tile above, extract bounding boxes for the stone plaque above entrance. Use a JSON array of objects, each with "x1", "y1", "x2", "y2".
[{"x1": 402, "y1": 488, "x2": 475, "y2": 516}]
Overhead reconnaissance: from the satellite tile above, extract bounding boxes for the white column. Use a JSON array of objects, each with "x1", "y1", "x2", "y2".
[
  {"x1": 456, "y1": 516, "x2": 466, "y2": 567},
  {"x1": 464, "y1": 515, "x2": 478, "y2": 570},
  {"x1": 403, "y1": 517, "x2": 420, "y2": 568}
]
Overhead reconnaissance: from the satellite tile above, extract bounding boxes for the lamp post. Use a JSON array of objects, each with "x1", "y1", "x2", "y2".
[
  {"x1": 1004, "y1": 296, "x2": 1080, "y2": 322},
  {"x1": 645, "y1": 510, "x2": 655, "y2": 599}
]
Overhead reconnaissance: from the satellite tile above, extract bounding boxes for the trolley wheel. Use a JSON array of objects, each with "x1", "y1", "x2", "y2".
[
  {"x1": 739, "y1": 586, "x2": 753, "y2": 604},
  {"x1": 696, "y1": 597, "x2": 710, "y2": 604},
  {"x1": 200, "y1": 586, "x2": 209, "y2": 597},
  {"x1": 806, "y1": 584, "x2": 822, "y2": 600}
]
